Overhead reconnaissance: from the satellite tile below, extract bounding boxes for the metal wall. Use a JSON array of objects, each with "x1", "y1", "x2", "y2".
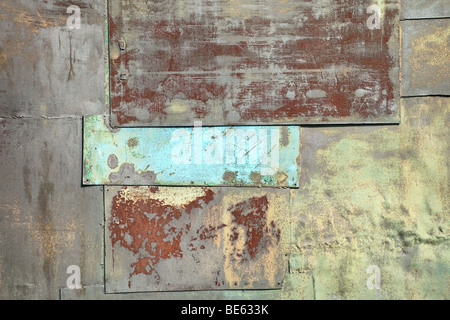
[{"x1": 0, "y1": 0, "x2": 448, "y2": 300}]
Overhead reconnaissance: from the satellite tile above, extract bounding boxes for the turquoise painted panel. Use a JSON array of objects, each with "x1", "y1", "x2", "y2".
[{"x1": 83, "y1": 115, "x2": 300, "y2": 187}]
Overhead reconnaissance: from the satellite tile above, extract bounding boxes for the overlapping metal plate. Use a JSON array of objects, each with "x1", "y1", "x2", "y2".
[
  {"x1": 401, "y1": 0, "x2": 450, "y2": 19},
  {"x1": 105, "y1": 186, "x2": 289, "y2": 293},
  {"x1": 83, "y1": 115, "x2": 300, "y2": 187},
  {"x1": 401, "y1": 20, "x2": 450, "y2": 96},
  {"x1": 109, "y1": 0, "x2": 399, "y2": 127}
]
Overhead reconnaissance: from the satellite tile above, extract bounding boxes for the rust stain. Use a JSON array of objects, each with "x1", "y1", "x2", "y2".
[
  {"x1": 222, "y1": 171, "x2": 238, "y2": 183},
  {"x1": 410, "y1": 24, "x2": 450, "y2": 89},
  {"x1": 228, "y1": 196, "x2": 280, "y2": 261},
  {"x1": 281, "y1": 127, "x2": 289, "y2": 147},
  {"x1": 0, "y1": 38, "x2": 39, "y2": 72},
  {"x1": 127, "y1": 138, "x2": 139, "y2": 148},
  {"x1": 109, "y1": 187, "x2": 217, "y2": 287},
  {"x1": 107, "y1": 187, "x2": 288, "y2": 291},
  {"x1": 249, "y1": 171, "x2": 262, "y2": 184},
  {"x1": 109, "y1": 1, "x2": 399, "y2": 126},
  {"x1": 0, "y1": 1, "x2": 66, "y2": 34}
]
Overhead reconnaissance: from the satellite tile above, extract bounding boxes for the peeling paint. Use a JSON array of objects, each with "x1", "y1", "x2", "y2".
[
  {"x1": 109, "y1": 0, "x2": 399, "y2": 126},
  {"x1": 105, "y1": 187, "x2": 289, "y2": 292},
  {"x1": 83, "y1": 115, "x2": 300, "y2": 187}
]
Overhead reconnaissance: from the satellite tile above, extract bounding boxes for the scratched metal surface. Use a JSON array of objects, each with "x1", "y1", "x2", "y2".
[
  {"x1": 105, "y1": 186, "x2": 289, "y2": 293},
  {"x1": 109, "y1": 0, "x2": 400, "y2": 127},
  {"x1": 83, "y1": 115, "x2": 300, "y2": 187},
  {"x1": 0, "y1": 0, "x2": 105, "y2": 117}
]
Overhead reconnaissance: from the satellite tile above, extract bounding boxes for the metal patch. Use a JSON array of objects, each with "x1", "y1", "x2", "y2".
[
  {"x1": 109, "y1": 0, "x2": 399, "y2": 127},
  {"x1": 0, "y1": 0, "x2": 105, "y2": 117},
  {"x1": 401, "y1": 20, "x2": 450, "y2": 96},
  {"x1": 83, "y1": 115, "x2": 300, "y2": 187},
  {"x1": 401, "y1": 0, "x2": 450, "y2": 19},
  {"x1": 105, "y1": 186, "x2": 289, "y2": 293}
]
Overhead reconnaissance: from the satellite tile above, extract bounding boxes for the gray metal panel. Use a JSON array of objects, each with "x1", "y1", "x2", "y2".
[
  {"x1": 105, "y1": 186, "x2": 289, "y2": 293},
  {"x1": 401, "y1": 0, "x2": 450, "y2": 19},
  {"x1": 401, "y1": 20, "x2": 450, "y2": 96},
  {"x1": 0, "y1": 0, "x2": 105, "y2": 117},
  {"x1": 0, "y1": 118, "x2": 104, "y2": 299}
]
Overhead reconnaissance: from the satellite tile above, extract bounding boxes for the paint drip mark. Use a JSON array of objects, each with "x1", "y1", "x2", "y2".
[{"x1": 67, "y1": 32, "x2": 75, "y2": 81}]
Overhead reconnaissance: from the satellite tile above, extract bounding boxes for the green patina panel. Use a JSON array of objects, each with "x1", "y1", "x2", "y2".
[{"x1": 290, "y1": 97, "x2": 449, "y2": 299}]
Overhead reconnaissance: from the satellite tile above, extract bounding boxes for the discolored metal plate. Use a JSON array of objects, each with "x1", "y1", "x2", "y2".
[
  {"x1": 104, "y1": 186, "x2": 289, "y2": 293},
  {"x1": 401, "y1": 20, "x2": 450, "y2": 97},
  {"x1": 401, "y1": 0, "x2": 450, "y2": 19},
  {"x1": 109, "y1": 0, "x2": 400, "y2": 127},
  {"x1": 0, "y1": 0, "x2": 105, "y2": 117},
  {"x1": 83, "y1": 115, "x2": 300, "y2": 187}
]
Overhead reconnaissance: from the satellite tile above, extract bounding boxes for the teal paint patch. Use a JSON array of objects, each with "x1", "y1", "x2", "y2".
[{"x1": 83, "y1": 115, "x2": 300, "y2": 187}]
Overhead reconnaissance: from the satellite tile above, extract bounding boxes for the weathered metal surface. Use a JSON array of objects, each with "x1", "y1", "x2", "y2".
[
  {"x1": 401, "y1": 0, "x2": 450, "y2": 19},
  {"x1": 290, "y1": 97, "x2": 450, "y2": 299},
  {"x1": 0, "y1": 0, "x2": 449, "y2": 302},
  {"x1": 401, "y1": 20, "x2": 450, "y2": 96},
  {"x1": 0, "y1": 118, "x2": 103, "y2": 300},
  {"x1": 105, "y1": 186, "x2": 289, "y2": 293},
  {"x1": 60, "y1": 272, "x2": 316, "y2": 299},
  {"x1": 0, "y1": 0, "x2": 105, "y2": 117},
  {"x1": 109, "y1": 0, "x2": 400, "y2": 127},
  {"x1": 60, "y1": 285, "x2": 286, "y2": 300},
  {"x1": 83, "y1": 115, "x2": 300, "y2": 187}
]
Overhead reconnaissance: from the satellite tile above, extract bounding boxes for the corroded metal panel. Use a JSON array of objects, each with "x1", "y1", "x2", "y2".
[
  {"x1": 401, "y1": 20, "x2": 450, "y2": 96},
  {"x1": 105, "y1": 187, "x2": 289, "y2": 293},
  {"x1": 83, "y1": 115, "x2": 300, "y2": 187},
  {"x1": 109, "y1": 0, "x2": 400, "y2": 127}
]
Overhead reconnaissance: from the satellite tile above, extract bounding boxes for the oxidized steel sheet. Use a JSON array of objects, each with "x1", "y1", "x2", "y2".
[
  {"x1": 105, "y1": 186, "x2": 289, "y2": 293},
  {"x1": 83, "y1": 115, "x2": 300, "y2": 187},
  {"x1": 109, "y1": 0, "x2": 399, "y2": 127}
]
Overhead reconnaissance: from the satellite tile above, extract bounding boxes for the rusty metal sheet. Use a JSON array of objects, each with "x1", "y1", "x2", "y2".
[
  {"x1": 401, "y1": 0, "x2": 450, "y2": 19},
  {"x1": 401, "y1": 20, "x2": 450, "y2": 96},
  {"x1": 109, "y1": 0, "x2": 400, "y2": 127},
  {"x1": 104, "y1": 186, "x2": 289, "y2": 293},
  {"x1": 83, "y1": 115, "x2": 300, "y2": 187}
]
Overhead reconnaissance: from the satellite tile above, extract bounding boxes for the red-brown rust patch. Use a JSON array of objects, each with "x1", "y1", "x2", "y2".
[
  {"x1": 109, "y1": 187, "x2": 216, "y2": 287},
  {"x1": 228, "y1": 196, "x2": 281, "y2": 261},
  {"x1": 110, "y1": 187, "x2": 283, "y2": 287},
  {"x1": 215, "y1": 269, "x2": 225, "y2": 287}
]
